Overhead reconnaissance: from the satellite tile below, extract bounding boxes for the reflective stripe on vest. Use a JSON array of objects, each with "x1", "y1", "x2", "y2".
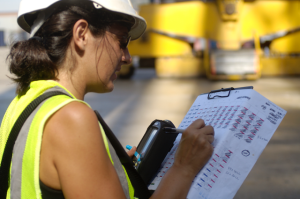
[{"x1": 9, "y1": 86, "x2": 132, "y2": 199}]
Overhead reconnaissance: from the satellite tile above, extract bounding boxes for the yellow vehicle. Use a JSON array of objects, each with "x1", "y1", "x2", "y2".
[{"x1": 120, "y1": 0, "x2": 300, "y2": 80}]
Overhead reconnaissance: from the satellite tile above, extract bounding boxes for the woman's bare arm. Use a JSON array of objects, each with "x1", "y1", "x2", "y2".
[{"x1": 40, "y1": 101, "x2": 127, "y2": 199}]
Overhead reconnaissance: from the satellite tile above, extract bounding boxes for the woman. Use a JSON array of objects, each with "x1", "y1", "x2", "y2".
[{"x1": 0, "y1": 0, "x2": 214, "y2": 198}]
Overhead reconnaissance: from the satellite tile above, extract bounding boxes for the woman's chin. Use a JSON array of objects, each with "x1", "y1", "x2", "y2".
[
  {"x1": 89, "y1": 81, "x2": 114, "y2": 94},
  {"x1": 104, "y1": 81, "x2": 115, "y2": 93}
]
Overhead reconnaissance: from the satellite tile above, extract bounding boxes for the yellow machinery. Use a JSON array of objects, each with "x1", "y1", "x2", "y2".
[{"x1": 122, "y1": 0, "x2": 300, "y2": 80}]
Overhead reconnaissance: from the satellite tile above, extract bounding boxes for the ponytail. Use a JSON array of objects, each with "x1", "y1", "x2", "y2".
[{"x1": 7, "y1": 38, "x2": 57, "y2": 95}]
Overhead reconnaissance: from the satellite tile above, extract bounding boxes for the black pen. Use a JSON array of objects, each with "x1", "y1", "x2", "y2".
[{"x1": 163, "y1": 127, "x2": 185, "y2": 134}]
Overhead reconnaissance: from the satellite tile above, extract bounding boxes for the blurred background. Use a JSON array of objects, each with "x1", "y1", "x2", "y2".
[{"x1": 0, "y1": 0, "x2": 299, "y2": 198}]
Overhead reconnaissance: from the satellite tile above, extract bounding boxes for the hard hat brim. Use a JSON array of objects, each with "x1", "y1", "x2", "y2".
[{"x1": 17, "y1": 0, "x2": 147, "y2": 40}]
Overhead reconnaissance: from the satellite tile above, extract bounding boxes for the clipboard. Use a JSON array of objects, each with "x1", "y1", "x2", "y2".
[
  {"x1": 148, "y1": 86, "x2": 286, "y2": 199},
  {"x1": 205, "y1": 86, "x2": 253, "y2": 99}
]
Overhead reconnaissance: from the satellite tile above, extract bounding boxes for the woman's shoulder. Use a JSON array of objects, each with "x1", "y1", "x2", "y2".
[
  {"x1": 43, "y1": 101, "x2": 103, "y2": 148},
  {"x1": 54, "y1": 101, "x2": 96, "y2": 123}
]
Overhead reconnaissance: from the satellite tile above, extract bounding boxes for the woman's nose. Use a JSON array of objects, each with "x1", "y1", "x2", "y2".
[{"x1": 122, "y1": 48, "x2": 132, "y2": 65}]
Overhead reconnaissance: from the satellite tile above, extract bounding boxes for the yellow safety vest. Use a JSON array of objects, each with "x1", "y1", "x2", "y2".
[{"x1": 0, "y1": 80, "x2": 135, "y2": 199}]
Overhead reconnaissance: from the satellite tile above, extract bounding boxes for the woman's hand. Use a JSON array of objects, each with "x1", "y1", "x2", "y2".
[
  {"x1": 150, "y1": 119, "x2": 214, "y2": 199},
  {"x1": 126, "y1": 146, "x2": 137, "y2": 158},
  {"x1": 173, "y1": 119, "x2": 214, "y2": 178}
]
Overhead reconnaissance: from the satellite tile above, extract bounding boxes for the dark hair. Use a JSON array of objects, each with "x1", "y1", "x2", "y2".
[{"x1": 7, "y1": 2, "x2": 134, "y2": 95}]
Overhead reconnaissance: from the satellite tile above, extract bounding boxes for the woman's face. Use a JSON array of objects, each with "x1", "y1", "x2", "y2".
[{"x1": 87, "y1": 23, "x2": 132, "y2": 93}]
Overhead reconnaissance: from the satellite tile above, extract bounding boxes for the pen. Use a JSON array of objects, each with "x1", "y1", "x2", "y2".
[{"x1": 163, "y1": 127, "x2": 185, "y2": 134}]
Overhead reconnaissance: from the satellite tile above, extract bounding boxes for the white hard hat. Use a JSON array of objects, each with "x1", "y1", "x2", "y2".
[{"x1": 17, "y1": 0, "x2": 147, "y2": 40}]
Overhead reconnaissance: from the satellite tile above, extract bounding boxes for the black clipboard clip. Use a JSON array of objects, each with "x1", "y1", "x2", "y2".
[{"x1": 208, "y1": 86, "x2": 253, "y2": 100}]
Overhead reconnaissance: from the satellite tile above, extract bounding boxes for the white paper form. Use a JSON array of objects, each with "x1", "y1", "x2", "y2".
[{"x1": 148, "y1": 88, "x2": 287, "y2": 199}]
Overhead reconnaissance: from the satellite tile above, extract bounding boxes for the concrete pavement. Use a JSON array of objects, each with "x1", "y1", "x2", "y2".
[{"x1": 0, "y1": 46, "x2": 299, "y2": 198}]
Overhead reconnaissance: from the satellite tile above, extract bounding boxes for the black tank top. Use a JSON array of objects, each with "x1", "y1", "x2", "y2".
[{"x1": 40, "y1": 180, "x2": 65, "y2": 199}]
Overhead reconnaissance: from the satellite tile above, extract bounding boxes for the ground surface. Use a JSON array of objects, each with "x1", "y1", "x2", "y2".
[{"x1": 1, "y1": 46, "x2": 299, "y2": 198}]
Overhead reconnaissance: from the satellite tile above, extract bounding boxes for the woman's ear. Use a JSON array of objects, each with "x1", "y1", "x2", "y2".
[{"x1": 73, "y1": 19, "x2": 89, "y2": 51}]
